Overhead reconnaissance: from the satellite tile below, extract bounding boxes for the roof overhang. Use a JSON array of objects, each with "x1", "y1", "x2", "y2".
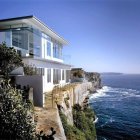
[{"x1": 0, "y1": 15, "x2": 68, "y2": 46}]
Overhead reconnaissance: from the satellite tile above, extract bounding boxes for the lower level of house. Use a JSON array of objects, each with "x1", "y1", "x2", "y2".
[{"x1": 12, "y1": 57, "x2": 71, "y2": 107}]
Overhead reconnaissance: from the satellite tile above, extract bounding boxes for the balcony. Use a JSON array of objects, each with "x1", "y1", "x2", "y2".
[{"x1": 63, "y1": 55, "x2": 71, "y2": 65}]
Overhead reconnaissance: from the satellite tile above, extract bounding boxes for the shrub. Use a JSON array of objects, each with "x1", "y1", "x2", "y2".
[
  {"x1": 72, "y1": 104, "x2": 96, "y2": 140},
  {"x1": 0, "y1": 42, "x2": 23, "y2": 79},
  {"x1": 59, "y1": 110, "x2": 86, "y2": 140},
  {"x1": 59, "y1": 104, "x2": 96, "y2": 140},
  {"x1": 0, "y1": 81, "x2": 35, "y2": 139}
]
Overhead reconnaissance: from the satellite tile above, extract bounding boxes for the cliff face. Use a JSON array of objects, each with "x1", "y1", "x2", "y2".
[
  {"x1": 35, "y1": 70, "x2": 101, "y2": 140},
  {"x1": 55, "y1": 71, "x2": 101, "y2": 139},
  {"x1": 59, "y1": 82, "x2": 93, "y2": 125},
  {"x1": 85, "y1": 72, "x2": 101, "y2": 92},
  {"x1": 59, "y1": 72, "x2": 101, "y2": 125}
]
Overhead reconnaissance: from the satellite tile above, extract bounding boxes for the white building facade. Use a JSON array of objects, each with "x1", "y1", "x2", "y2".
[{"x1": 0, "y1": 15, "x2": 71, "y2": 106}]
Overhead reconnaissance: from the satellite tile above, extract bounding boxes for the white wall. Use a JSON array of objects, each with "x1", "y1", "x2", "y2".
[
  {"x1": 15, "y1": 68, "x2": 70, "y2": 107},
  {"x1": 43, "y1": 68, "x2": 54, "y2": 92},
  {"x1": 22, "y1": 58, "x2": 71, "y2": 70}
]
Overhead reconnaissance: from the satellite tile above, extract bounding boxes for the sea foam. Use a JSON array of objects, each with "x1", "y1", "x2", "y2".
[{"x1": 89, "y1": 86, "x2": 110, "y2": 99}]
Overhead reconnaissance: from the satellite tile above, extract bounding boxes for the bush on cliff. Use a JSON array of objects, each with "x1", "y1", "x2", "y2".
[
  {"x1": 59, "y1": 110, "x2": 85, "y2": 140},
  {"x1": 0, "y1": 43, "x2": 35, "y2": 139},
  {"x1": 73, "y1": 104, "x2": 96, "y2": 140},
  {"x1": 59, "y1": 104, "x2": 96, "y2": 140},
  {"x1": 0, "y1": 81, "x2": 35, "y2": 139}
]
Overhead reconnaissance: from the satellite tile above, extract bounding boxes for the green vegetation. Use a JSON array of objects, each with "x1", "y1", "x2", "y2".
[
  {"x1": 59, "y1": 110, "x2": 85, "y2": 140},
  {"x1": 59, "y1": 104, "x2": 96, "y2": 140},
  {"x1": 0, "y1": 43, "x2": 56, "y2": 139},
  {"x1": 0, "y1": 81, "x2": 36, "y2": 139},
  {"x1": 73, "y1": 70, "x2": 84, "y2": 78},
  {"x1": 0, "y1": 43, "x2": 34, "y2": 139},
  {"x1": 23, "y1": 64, "x2": 37, "y2": 75},
  {"x1": 0, "y1": 43, "x2": 35, "y2": 139},
  {"x1": 0, "y1": 42, "x2": 23, "y2": 79}
]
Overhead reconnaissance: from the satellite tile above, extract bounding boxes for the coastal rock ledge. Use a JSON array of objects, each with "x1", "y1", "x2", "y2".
[{"x1": 35, "y1": 69, "x2": 101, "y2": 140}]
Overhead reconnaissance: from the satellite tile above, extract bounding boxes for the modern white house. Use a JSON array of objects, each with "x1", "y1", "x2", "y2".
[{"x1": 0, "y1": 15, "x2": 71, "y2": 106}]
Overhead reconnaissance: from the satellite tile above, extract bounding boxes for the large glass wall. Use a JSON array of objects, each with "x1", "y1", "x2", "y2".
[
  {"x1": 47, "y1": 41, "x2": 51, "y2": 56},
  {"x1": 0, "y1": 26, "x2": 64, "y2": 60},
  {"x1": 29, "y1": 28, "x2": 41, "y2": 57},
  {"x1": 11, "y1": 27, "x2": 42, "y2": 57},
  {"x1": 0, "y1": 30, "x2": 11, "y2": 47},
  {"x1": 12, "y1": 29, "x2": 28, "y2": 50},
  {"x1": 53, "y1": 41, "x2": 62, "y2": 59},
  {"x1": 53, "y1": 69, "x2": 61, "y2": 84}
]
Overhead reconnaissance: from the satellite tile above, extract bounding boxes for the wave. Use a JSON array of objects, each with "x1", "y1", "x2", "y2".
[
  {"x1": 93, "y1": 116, "x2": 98, "y2": 124},
  {"x1": 109, "y1": 87, "x2": 140, "y2": 98},
  {"x1": 89, "y1": 86, "x2": 111, "y2": 99},
  {"x1": 89, "y1": 86, "x2": 140, "y2": 100},
  {"x1": 100, "y1": 117, "x2": 115, "y2": 128}
]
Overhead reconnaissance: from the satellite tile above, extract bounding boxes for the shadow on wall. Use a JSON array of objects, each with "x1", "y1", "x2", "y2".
[{"x1": 16, "y1": 75, "x2": 43, "y2": 107}]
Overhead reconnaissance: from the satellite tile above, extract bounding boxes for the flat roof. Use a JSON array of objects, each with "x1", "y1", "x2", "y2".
[{"x1": 0, "y1": 15, "x2": 68, "y2": 45}]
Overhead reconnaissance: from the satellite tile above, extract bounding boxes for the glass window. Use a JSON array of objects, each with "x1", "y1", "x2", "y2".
[
  {"x1": 32, "y1": 29, "x2": 41, "y2": 57},
  {"x1": 47, "y1": 69, "x2": 51, "y2": 83},
  {"x1": 42, "y1": 33, "x2": 51, "y2": 41},
  {"x1": 53, "y1": 43, "x2": 56, "y2": 58},
  {"x1": 59, "y1": 45, "x2": 62, "y2": 59},
  {"x1": 12, "y1": 29, "x2": 28, "y2": 50},
  {"x1": 36, "y1": 68, "x2": 44, "y2": 75},
  {"x1": 53, "y1": 41, "x2": 63, "y2": 59},
  {"x1": 62, "y1": 70, "x2": 65, "y2": 80},
  {"x1": 53, "y1": 69, "x2": 61, "y2": 84},
  {"x1": 28, "y1": 28, "x2": 41, "y2": 57},
  {"x1": 5, "y1": 31, "x2": 11, "y2": 47},
  {"x1": 0, "y1": 31, "x2": 11, "y2": 47},
  {"x1": 47, "y1": 41, "x2": 51, "y2": 56},
  {"x1": 66, "y1": 70, "x2": 70, "y2": 83}
]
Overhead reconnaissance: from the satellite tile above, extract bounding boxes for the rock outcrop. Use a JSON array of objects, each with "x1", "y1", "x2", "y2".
[
  {"x1": 85, "y1": 72, "x2": 101, "y2": 92},
  {"x1": 35, "y1": 69, "x2": 101, "y2": 140}
]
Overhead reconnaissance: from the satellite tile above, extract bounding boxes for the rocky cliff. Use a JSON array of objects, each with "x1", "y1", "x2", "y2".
[
  {"x1": 85, "y1": 72, "x2": 101, "y2": 92},
  {"x1": 57, "y1": 71, "x2": 101, "y2": 139},
  {"x1": 35, "y1": 71, "x2": 101, "y2": 140}
]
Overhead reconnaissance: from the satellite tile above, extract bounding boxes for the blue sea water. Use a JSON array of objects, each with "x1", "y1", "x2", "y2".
[{"x1": 89, "y1": 74, "x2": 140, "y2": 140}]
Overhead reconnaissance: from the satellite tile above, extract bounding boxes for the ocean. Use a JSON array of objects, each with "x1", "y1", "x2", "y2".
[{"x1": 89, "y1": 74, "x2": 140, "y2": 140}]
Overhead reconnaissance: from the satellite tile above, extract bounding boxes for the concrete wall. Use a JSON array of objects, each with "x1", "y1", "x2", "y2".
[
  {"x1": 16, "y1": 75, "x2": 43, "y2": 107},
  {"x1": 23, "y1": 58, "x2": 71, "y2": 70},
  {"x1": 10, "y1": 67, "x2": 24, "y2": 75}
]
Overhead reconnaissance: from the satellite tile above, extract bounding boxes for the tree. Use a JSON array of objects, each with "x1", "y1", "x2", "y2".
[
  {"x1": 0, "y1": 43, "x2": 36, "y2": 139},
  {"x1": 0, "y1": 42, "x2": 23, "y2": 79},
  {"x1": 0, "y1": 81, "x2": 36, "y2": 139}
]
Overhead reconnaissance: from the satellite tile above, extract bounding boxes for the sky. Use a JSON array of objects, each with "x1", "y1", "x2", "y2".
[{"x1": 0, "y1": 0, "x2": 140, "y2": 74}]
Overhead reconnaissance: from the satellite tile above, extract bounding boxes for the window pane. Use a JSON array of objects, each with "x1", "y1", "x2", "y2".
[
  {"x1": 47, "y1": 69, "x2": 51, "y2": 83},
  {"x1": 47, "y1": 42, "x2": 51, "y2": 56},
  {"x1": 66, "y1": 70, "x2": 70, "y2": 83},
  {"x1": 12, "y1": 29, "x2": 28, "y2": 50},
  {"x1": 62, "y1": 70, "x2": 65, "y2": 80},
  {"x1": 53, "y1": 69, "x2": 61, "y2": 84}
]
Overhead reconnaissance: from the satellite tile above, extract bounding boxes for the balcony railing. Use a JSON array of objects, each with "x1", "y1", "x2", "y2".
[{"x1": 63, "y1": 55, "x2": 71, "y2": 65}]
